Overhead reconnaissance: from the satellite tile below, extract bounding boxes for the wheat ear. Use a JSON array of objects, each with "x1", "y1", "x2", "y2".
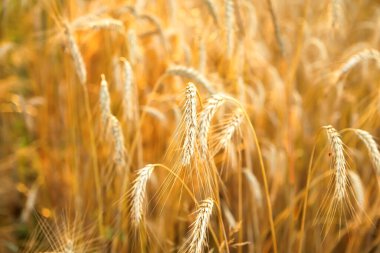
[
  {"x1": 337, "y1": 49, "x2": 380, "y2": 78},
  {"x1": 63, "y1": 23, "x2": 87, "y2": 85},
  {"x1": 99, "y1": 74, "x2": 111, "y2": 127},
  {"x1": 243, "y1": 169, "x2": 263, "y2": 208},
  {"x1": 225, "y1": 0, "x2": 234, "y2": 58},
  {"x1": 198, "y1": 94, "x2": 224, "y2": 159},
  {"x1": 219, "y1": 109, "x2": 244, "y2": 150},
  {"x1": 166, "y1": 65, "x2": 215, "y2": 93},
  {"x1": 348, "y1": 170, "x2": 364, "y2": 208},
  {"x1": 182, "y1": 198, "x2": 214, "y2": 253},
  {"x1": 354, "y1": 129, "x2": 380, "y2": 174},
  {"x1": 182, "y1": 83, "x2": 198, "y2": 166},
  {"x1": 110, "y1": 115, "x2": 126, "y2": 168},
  {"x1": 324, "y1": 125, "x2": 347, "y2": 201},
  {"x1": 121, "y1": 58, "x2": 134, "y2": 121},
  {"x1": 73, "y1": 18, "x2": 124, "y2": 31},
  {"x1": 130, "y1": 164, "x2": 155, "y2": 226}
]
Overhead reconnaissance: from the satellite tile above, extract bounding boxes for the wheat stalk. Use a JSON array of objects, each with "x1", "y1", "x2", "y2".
[
  {"x1": 99, "y1": 74, "x2": 111, "y2": 127},
  {"x1": 181, "y1": 198, "x2": 214, "y2": 253},
  {"x1": 323, "y1": 125, "x2": 347, "y2": 201},
  {"x1": 198, "y1": 94, "x2": 224, "y2": 159},
  {"x1": 182, "y1": 83, "x2": 198, "y2": 166},
  {"x1": 354, "y1": 129, "x2": 380, "y2": 174},
  {"x1": 130, "y1": 164, "x2": 155, "y2": 226},
  {"x1": 63, "y1": 23, "x2": 87, "y2": 85},
  {"x1": 166, "y1": 65, "x2": 215, "y2": 93},
  {"x1": 110, "y1": 115, "x2": 126, "y2": 168}
]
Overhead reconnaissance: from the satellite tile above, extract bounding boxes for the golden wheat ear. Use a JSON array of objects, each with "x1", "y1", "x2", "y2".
[
  {"x1": 99, "y1": 74, "x2": 111, "y2": 128},
  {"x1": 109, "y1": 115, "x2": 126, "y2": 169},
  {"x1": 182, "y1": 83, "x2": 198, "y2": 166},
  {"x1": 198, "y1": 94, "x2": 225, "y2": 159},
  {"x1": 323, "y1": 125, "x2": 348, "y2": 202},
  {"x1": 63, "y1": 23, "x2": 87, "y2": 85},
  {"x1": 353, "y1": 129, "x2": 380, "y2": 174},
  {"x1": 166, "y1": 65, "x2": 216, "y2": 93},
  {"x1": 180, "y1": 198, "x2": 214, "y2": 253},
  {"x1": 130, "y1": 164, "x2": 155, "y2": 227}
]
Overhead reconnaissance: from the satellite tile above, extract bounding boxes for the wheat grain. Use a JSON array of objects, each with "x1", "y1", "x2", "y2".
[
  {"x1": 166, "y1": 65, "x2": 215, "y2": 93},
  {"x1": 182, "y1": 83, "x2": 197, "y2": 166},
  {"x1": 354, "y1": 129, "x2": 380, "y2": 174},
  {"x1": 130, "y1": 164, "x2": 155, "y2": 226},
  {"x1": 324, "y1": 125, "x2": 347, "y2": 201},
  {"x1": 198, "y1": 94, "x2": 224, "y2": 159},
  {"x1": 182, "y1": 198, "x2": 214, "y2": 253}
]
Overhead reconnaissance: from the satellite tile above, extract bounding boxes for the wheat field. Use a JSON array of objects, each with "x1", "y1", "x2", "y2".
[{"x1": 1, "y1": 0, "x2": 380, "y2": 252}]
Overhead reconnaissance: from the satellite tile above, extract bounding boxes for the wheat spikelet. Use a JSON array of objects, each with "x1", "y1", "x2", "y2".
[
  {"x1": 225, "y1": 0, "x2": 234, "y2": 58},
  {"x1": 182, "y1": 83, "x2": 197, "y2": 166},
  {"x1": 99, "y1": 74, "x2": 111, "y2": 127},
  {"x1": 181, "y1": 198, "x2": 214, "y2": 253},
  {"x1": 354, "y1": 129, "x2": 380, "y2": 174},
  {"x1": 324, "y1": 125, "x2": 347, "y2": 201},
  {"x1": 243, "y1": 169, "x2": 263, "y2": 208},
  {"x1": 73, "y1": 18, "x2": 124, "y2": 31},
  {"x1": 130, "y1": 164, "x2": 155, "y2": 226},
  {"x1": 219, "y1": 109, "x2": 244, "y2": 150},
  {"x1": 166, "y1": 65, "x2": 215, "y2": 94},
  {"x1": 121, "y1": 58, "x2": 135, "y2": 121},
  {"x1": 337, "y1": 49, "x2": 380, "y2": 78},
  {"x1": 348, "y1": 170, "x2": 364, "y2": 208},
  {"x1": 198, "y1": 94, "x2": 224, "y2": 159},
  {"x1": 110, "y1": 115, "x2": 126, "y2": 168},
  {"x1": 63, "y1": 23, "x2": 87, "y2": 85}
]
